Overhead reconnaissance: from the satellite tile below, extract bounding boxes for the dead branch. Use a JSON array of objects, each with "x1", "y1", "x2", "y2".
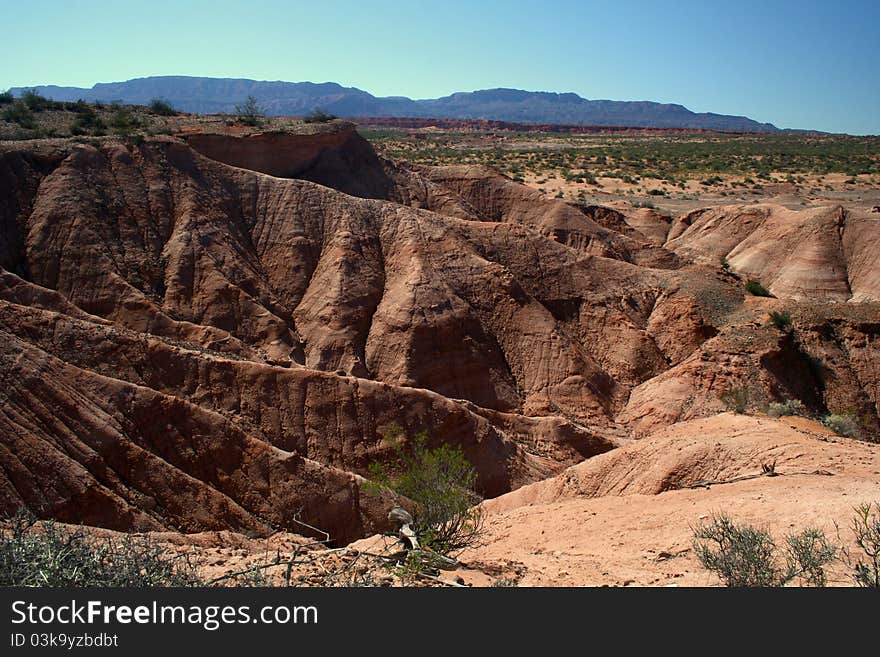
[{"x1": 675, "y1": 466, "x2": 834, "y2": 490}]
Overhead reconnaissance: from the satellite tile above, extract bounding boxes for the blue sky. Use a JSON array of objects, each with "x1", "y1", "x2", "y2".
[{"x1": 2, "y1": 0, "x2": 878, "y2": 134}]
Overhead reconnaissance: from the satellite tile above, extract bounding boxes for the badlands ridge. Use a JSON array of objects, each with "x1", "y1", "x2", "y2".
[{"x1": 0, "y1": 122, "x2": 877, "y2": 583}]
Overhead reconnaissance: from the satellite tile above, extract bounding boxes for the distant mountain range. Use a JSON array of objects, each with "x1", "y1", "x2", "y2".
[{"x1": 10, "y1": 76, "x2": 780, "y2": 132}]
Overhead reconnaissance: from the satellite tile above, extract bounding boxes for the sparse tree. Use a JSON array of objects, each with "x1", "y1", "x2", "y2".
[
  {"x1": 366, "y1": 428, "x2": 484, "y2": 556},
  {"x1": 235, "y1": 95, "x2": 265, "y2": 127}
]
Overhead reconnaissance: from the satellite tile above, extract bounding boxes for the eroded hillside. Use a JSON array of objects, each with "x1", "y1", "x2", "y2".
[{"x1": 1, "y1": 122, "x2": 878, "y2": 547}]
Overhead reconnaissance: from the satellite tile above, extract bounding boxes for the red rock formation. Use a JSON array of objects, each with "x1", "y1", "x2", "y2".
[
  {"x1": 1, "y1": 126, "x2": 877, "y2": 544},
  {"x1": 186, "y1": 126, "x2": 354, "y2": 178},
  {"x1": 666, "y1": 204, "x2": 880, "y2": 302}
]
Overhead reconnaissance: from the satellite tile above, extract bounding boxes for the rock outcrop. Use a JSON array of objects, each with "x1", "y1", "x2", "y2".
[{"x1": 666, "y1": 204, "x2": 880, "y2": 302}]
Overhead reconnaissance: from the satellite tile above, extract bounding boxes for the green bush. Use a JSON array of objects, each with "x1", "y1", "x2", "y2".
[
  {"x1": 842, "y1": 502, "x2": 880, "y2": 588},
  {"x1": 148, "y1": 98, "x2": 177, "y2": 116},
  {"x1": 746, "y1": 279, "x2": 772, "y2": 297},
  {"x1": 235, "y1": 95, "x2": 264, "y2": 127},
  {"x1": 767, "y1": 398, "x2": 807, "y2": 418},
  {"x1": 0, "y1": 509, "x2": 203, "y2": 587},
  {"x1": 823, "y1": 413, "x2": 860, "y2": 438},
  {"x1": 70, "y1": 105, "x2": 106, "y2": 136},
  {"x1": 366, "y1": 429, "x2": 484, "y2": 556},
  {"x1": 303, "y1": 108, "x2": 337, "y2": 124},
  {"x1": 21, "y1": 89, "x2": 49, "y2": 111},
  {"x1": 693, "y1": 513, "x2": 836, "y2": 587},
  {"x1": 768, "y1": 310, "x2": 792, "y2": 330},
  {"x1": 0, "y1": 90, "x2": 13, "y2": 105},
  {"x1": 109, "y1": 104, "x2": 140, "y2": 137},
  {"x1": 2, "y1": 100, "x2": 36, "y2": 129}
]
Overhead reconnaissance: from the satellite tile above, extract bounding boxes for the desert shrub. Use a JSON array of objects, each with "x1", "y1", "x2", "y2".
[
  {"x1": 21, "y1": 89, "x2": 49, "y2": 111},
  {"x1": 767, "y1": 398, "x2": 807, "y2": 418},
  {"x1": 64, "y1": 99, "x2": 89, "y2": 112},
  {"x1": 0, "y1": 509, "x2": 203, "y2": 587},
  {"x1": 694, "y1": 515, "x2": 778, "y2": 587},
  {"x1": 768, "y1": 310, "x2": 792, "y2": 330},
  {"x1": 746, "y1": 279, "x2": 772, "y2": 297},
  {"x1": 2, "y1": 100, "x2": 36, "y2": 129},
  {"x1": 303, "y1": 108, "x2": 337, "y2": 123},
  {"x1": 693, "y1": 513, "x2": 836, "y2": 587},
  {"x1": 70, "y1": 105, "x2": 106, "y2": 136},
  {"x1": 0, "y1": 90, "x2": 13, "y2": 105},
  {"x1": 840, "y1": 502, "x2": 880, "y2": 588},
  {"x1": 148, "y1": 98, "x2": 177, "y2": 116},
  {"x1": 823, "y1": 413, "x2": 860, "y2": 438},
  {"x1": 109, "y1": 104, "x2": 140, "y2": 137},
  {"x1": 721, "y1": 384, "x2": 751, "y2": 414},
  {"x1": 366, "y1": 429, "x2": 484, "y2": 556},
  {"x1": 235, "y1": 95, "x2": 264, "y2": 126}
]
